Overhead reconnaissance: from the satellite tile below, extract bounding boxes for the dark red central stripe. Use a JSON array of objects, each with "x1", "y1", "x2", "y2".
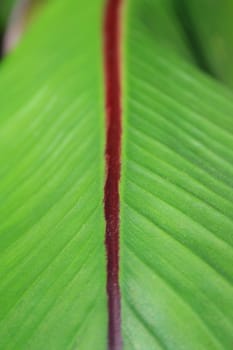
[{"x1": 104, "y1": 0, "x2": 123, "y2": 349}]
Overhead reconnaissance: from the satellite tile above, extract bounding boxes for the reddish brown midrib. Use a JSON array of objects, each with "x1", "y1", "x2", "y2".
[{"x1": 104, "y1": 0, "x2": 123, "y2": 349}]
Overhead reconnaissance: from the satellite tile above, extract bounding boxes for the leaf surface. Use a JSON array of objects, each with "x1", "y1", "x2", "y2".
[
  {"x1": 0, "y1": 1, "x2": 107, "y2": 349},
  {"x1": 0, "y1": 1, "x2": 233, "y2": 349},
  {"x1": 121, "y1": 1, "x2": 233, "y2": 349}
]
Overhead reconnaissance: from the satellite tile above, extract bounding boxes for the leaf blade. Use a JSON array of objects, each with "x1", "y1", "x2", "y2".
[
  {"x1": 121, "y1": 1, "x2": 233, "y2": 348},
  {"x1": 0, "y1": 1, "x2": 107, "y2": 349}
]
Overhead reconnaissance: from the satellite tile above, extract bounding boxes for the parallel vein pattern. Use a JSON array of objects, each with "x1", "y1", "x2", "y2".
[
  {"x1": 121, "y1": 0, "x2": 233, "y2": 349},
  {"x1": 0, "y1": 1, "x2": 107, "y2": 349}
]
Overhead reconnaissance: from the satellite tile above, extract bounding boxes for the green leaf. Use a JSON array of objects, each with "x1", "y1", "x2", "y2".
[
  {"x1": 0, "y1": 0, "x2": 233, "y2": 349},
  {"x1": 0, "y1": 1, "x2": 107, "y2": 349},
  {"x1": 174, "y1": 0, "x2": 233, "y2": 87},
  {"x1": 121, "y1": 1, "x2": 233, "y2": 348}
]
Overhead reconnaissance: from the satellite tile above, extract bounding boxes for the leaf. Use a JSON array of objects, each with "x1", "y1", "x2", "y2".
[
  {"x1": 0, "y1": 1, "x2": 107, "y2": 349},
  {"x1": 121, "y1": 1, "x2": 233, "y2": 348},
  {"x1": 0, "y1": 0, "x2": 233, "y2": 349},
  {"x1": 174, "y1": 0, "x2": 233, "y2": 87}
]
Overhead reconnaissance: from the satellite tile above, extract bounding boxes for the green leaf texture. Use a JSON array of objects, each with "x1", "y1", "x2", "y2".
[
  {"x1": 0, "y1": 0, "x2": 233, "y2": 349},
  {"x1": 121, "y1": 0, "x2": 233, "y2": 349},
  {"x1": 0, "y1": 1, "x2": 107, "y2": 349}
]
